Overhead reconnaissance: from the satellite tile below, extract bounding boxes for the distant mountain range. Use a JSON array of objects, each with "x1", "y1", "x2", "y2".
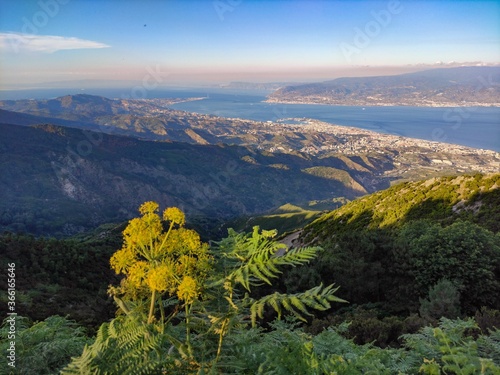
[
  {"x1": 1, "y1": 93, "x2": 499, "y2": 237},
  {"x1": 267, "y1": 67, "x2": 500, "y2": 106},
  {"x1": 222, "y1": 82, "x2": 297, "y2": 90}
]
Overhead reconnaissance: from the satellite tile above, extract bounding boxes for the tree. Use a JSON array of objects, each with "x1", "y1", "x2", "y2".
[
  {"x1": 306, "y1": 230, "x2": 387, "y2": 304},
  {"x1": 398, "y1": 221, "x2": 500, "y2": 314}
]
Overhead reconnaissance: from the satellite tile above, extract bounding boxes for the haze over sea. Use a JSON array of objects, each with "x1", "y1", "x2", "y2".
[{"x1": 2, "y1": 87, "x2": 499, "y2": 152}]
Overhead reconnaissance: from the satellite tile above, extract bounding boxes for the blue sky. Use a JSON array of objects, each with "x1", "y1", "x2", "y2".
[{"x1": 0, "y1": 0, "x2": 499, "y2": 88}]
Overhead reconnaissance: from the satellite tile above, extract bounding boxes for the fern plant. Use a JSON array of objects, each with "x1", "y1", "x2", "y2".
[
  {"x1": 402, "y1": 318, "x2": 500, "y2": 374},
  {"x1": 212, "y1": 226, "x2": 346, "y2": 322},
  {"x1": 247, "y1": 283, "x2": 344, "y2": 326},
  {"x1": 61, "y1": 313, "x2": 184, "y2": 374},
  {"x1": 204, "y1": 226, "x2": 346, "y2": 367},
  {"x1": 477, "y1": 329, "x2": 500, "y2": 367},
  {"x1": 218, "y1": 319, "x2": 421, "y2": 374},
  {"x1": 0, "y1": 315, "x2": 89, "y2": 375}
]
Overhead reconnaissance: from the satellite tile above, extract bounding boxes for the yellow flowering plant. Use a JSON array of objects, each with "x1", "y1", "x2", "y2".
[{"x1": 109, "y1": 201, "x2": 212, "y2": 324}]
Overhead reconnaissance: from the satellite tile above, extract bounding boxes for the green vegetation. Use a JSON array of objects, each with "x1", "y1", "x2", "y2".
[
  {"x1": 0, "y1": 316, "x2": 90, "y2": 375},
  {"x1": 61, "y1": 203, "x2": 345, "y2": 373},
  {"x1": 284, "y1": 173, "x2": 500, "y2": 347},
  {"x1": 3, "y1": 314, "x2": 499, "y2": 374},
  {"x1": 1, "y1": 174, "x2": 499, "y2": 373},
  {"x1": 419, "y1": 279, "x2": 461, "y2": 321},
  {"x1": 225, "y1": 203, "x2": 324, "y2": 235},
  {"x1": 0, "y1": 229, "x2": 121, "y2": 328},
  {"x1": 397, "y1": 220, "x2": 499, "y2": 313},
  {"x1": 224, "y1": 201, "x2": 352, "y2": 236},
  {"x1": 305, "y1": 174, "x2": 500, "y2": 236},
  {"x1": 1, "y1": 200, "x2": 499, "y2": 373}
]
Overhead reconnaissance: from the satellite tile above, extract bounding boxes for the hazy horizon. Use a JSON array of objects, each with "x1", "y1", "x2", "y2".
[{"x1": 1, "y1": 0, "x2": 499, "y2": 89}]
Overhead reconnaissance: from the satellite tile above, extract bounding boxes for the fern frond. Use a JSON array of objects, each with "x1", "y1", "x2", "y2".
[
  {"x1": 62, "y1": 314, "x2": 181, "y2": 374},
  {"x1": 275, "y1": 245, "x2": 320, "y2": 266},
  {"x1": 248, "y1": 283, "x2": 347, "y2": 326},
  {"x1": 290, "y1": 296, "x2": 310, "y2": 316},
  {"x1": 220, "y1": 226, "x2": 321, "y2": 292}
]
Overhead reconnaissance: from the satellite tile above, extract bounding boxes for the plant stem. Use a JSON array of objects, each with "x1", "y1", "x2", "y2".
[
  {"x1": 185, "y1": 303, "x2": 193, "y2": 357},
  {"x1": 148, "y1": 289, "x2": 157, "y2": 324},
  {"x1": 159, "y1": 296, "x2": 165, "y2": 333},
  {"x1": 215, "y1": 318, "x2": 227, "y2": 364}
]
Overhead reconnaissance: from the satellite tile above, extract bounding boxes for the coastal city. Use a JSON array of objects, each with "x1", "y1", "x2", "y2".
[{"x1": 92, "y1": 97, "x2": 500, "y2": 181}]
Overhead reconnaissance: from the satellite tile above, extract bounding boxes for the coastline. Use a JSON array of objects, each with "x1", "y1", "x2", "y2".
[{"x1": 264, "y1": 99, "x2": 500, "y2": 108}]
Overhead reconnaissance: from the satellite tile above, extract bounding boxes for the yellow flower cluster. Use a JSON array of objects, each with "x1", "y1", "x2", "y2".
[
  {"x1": 177, "y1": 276, "x2": 198, "y2": 304},
  {"x1": 128, "y1": 261, "x2": 148, "y2": 288},
  {"x1": 110, "y1": 247, "x2": 135, "y2": 273},
  {"x1": 145, "y1": 264, "x2": 171, "y2": 292},
  {"x1": 163, "y1": 228, "x2": 201, "y2": 254},
  {"x1": 139, "y1": 201, "x2": 159, "y2": 215},
  {"x1": 123, "y1": 216, "x2": 162, "y2": 251},
  {"x1": 108, "y1": 202, "x2": 212, "y2": 305},
  {"x1": 163, "y1": 207, "x2": 185, "y2": 226}
]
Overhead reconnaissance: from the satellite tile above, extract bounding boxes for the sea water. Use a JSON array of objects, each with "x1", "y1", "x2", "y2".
[{"x1": 1, "y1": 87, "x2": 499, "y2": 151}]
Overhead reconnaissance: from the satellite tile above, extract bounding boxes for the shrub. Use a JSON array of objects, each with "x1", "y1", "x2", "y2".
[{"x1": 419, "y1": 279, "x2": 462, "y2": 321}]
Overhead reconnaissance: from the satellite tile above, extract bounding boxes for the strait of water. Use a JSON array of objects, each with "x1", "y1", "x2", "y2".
[{"x1": 1, "y1": 87, "x2": 499, "y2": 151}]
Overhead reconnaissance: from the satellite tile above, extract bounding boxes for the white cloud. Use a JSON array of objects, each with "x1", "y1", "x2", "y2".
[{"x1": 0, "y1": 32, "x2": 110, "y2": 53}]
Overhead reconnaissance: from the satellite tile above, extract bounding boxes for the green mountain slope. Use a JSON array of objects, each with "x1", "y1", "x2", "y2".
[
  {"x1": 281, "y1": 174, "x2": 500, "y2": 318},
  {"x1": 302, "y1": 167, "x2": 367, "y2": 194},
  {"x1": 225, "y1": 203, "x2": 324, "y2": 235},
  {"x1": 303, "y1": 173, "x2": 500, "y2": 243}
]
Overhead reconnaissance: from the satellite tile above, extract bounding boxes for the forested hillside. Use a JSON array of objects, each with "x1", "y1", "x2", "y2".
[
  {"x1": 304, "y1": 173, "x2": 500, "y2": 238},
  {"x1": 277, "y1": 174, "x2": 500, "y2": 345}
]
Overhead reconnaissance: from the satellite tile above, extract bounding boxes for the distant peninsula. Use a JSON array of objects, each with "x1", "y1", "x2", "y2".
[{"x1": 266, "y1": 66, "x2": 500, "y2": 107}]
